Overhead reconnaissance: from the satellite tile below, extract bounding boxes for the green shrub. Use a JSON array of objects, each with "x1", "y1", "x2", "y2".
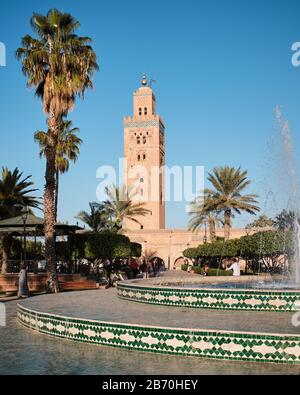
[
  {"x1": 207, "y1": 268, "x2": 232, "y2": 276},
  {"x1": 130, "y1": 242, "x2": 142, "y2": 257},
  {"x1": 74, "y1": 232, "x2": 141, "y2": 260},
  {"x1": 183, "y1": 230, "x2": 294, "y2": 274},
  {"x1": 181, "y1": 264, "x2": 232, "y2": 276}
]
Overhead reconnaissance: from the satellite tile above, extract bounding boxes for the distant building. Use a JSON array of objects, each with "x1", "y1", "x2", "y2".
[
  {"x1": 124, "y1": 74, "x2": 165, "y2": 230},
  {"x1": 124, "y1": 76, "x2": 249, "y2": 269}
]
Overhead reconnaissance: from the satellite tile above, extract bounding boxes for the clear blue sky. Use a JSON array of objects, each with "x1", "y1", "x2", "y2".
[{"x1": 1, "y1": 0, "x2": 300, "y2": 228}]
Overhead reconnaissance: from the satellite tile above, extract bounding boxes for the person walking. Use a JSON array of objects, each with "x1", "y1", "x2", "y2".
[
  {"x1": 202, "y1": 263, "x2": 209, "y2": 276},
  {"x1": 226, "y1": 258, "x2": 241, "y2": 277},
  {"x1": 18, "y1": 263, "x2": 29, "y2": 298},
  {"x1": 140, "y1": 258, "x2": 148, "y2": 279},
  {"x1": 130, "y1": 258, "x2": 139, "y2": 279},
  {"x1": 152, "y1": 258, "x2": 159, "y2": 277},
  {"x1": 104, "y1": 260, "x2": 114, "y2": 288}
]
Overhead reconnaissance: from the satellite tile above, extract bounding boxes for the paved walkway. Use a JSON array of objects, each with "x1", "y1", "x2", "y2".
[
  {"x1": 19, "y1": 288, "x2": 300, "y2": 335},
  {"x1": 1, "y1": 300, "x2": 300, "y2": 375}
]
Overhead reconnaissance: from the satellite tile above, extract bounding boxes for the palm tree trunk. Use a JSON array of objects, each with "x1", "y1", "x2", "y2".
[
  {"x1": 44, "y1": 114, "x2": 59, "y2": 293},
  {"x1": 208, "y1": 219, "x2": 216, "y2": 242},
  {"x1": 55, "y1": 168, "x2": 59, "y2": 222},
  {"x1": 224, "y1": 209, "x2": 231, "y2": 240},
  {"x1": 1, "y1": 235, "x2": 13, "y2": 274}
]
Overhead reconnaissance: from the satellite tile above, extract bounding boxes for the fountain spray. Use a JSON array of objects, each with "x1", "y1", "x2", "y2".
[{"x1": 276, "y1": 106, "x2": 300, "y2": 285}]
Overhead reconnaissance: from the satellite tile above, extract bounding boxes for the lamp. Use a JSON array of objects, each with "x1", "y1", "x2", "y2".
[{"x1": 21, "y1": 206, "x2": 29, "y2": 263}]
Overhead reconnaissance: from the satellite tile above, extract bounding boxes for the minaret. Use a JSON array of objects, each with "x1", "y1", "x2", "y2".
[{"x1": 124, "y1": 75, "x2": 165, "y2": 230}]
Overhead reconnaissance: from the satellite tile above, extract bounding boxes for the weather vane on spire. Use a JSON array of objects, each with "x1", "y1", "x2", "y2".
[{"x1": 141, "y1": 73, "x2": 156, "y2": 88}]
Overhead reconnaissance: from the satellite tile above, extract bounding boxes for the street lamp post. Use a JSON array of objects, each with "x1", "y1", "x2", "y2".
[
  {"x1": 18, "y1": 205, "x2": 29, "y2": 298},
  {"x1": 21, "y1": 206, "x2": 29, "y2": 264}
]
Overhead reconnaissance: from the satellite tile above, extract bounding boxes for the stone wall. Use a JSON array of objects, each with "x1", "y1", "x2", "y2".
[{"x1": 125, "y1": 228, "x2": 256, "y2": 269}]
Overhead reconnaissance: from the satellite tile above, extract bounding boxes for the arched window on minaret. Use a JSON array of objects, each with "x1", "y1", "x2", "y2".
[
  {"x1": 138, "y1": 154, "x2": 141, "y2": 161},
  {"x1": 144, "y1": 107, "x2": 147, "y2": 115},
  {"x1": 137, "y1": 136, "x2": 141, "y2": 144},
  {"x1": 139, "y1": 107, "x2": 142, "y2": 116},
  {"x1": 143, "y1": 136, "x2": 147, "y2": 144}
]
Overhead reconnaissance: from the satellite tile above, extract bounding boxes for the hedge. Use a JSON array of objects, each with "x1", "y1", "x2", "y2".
[
  {"x1": 181, "y1": 264, "x2": 232, "y2": 276},
  {"x1": 74, "y1": 232, "x2": 142, "y2": 260},
  {"x1": 183, "y1": 230, "x2": 294, "y2": 273},
  {"x1": 130, "y1": 242, "x2": 142, "y2": 258},
  {"x1": 183, "y1": 230, "x2": 293, "y2": 259}
]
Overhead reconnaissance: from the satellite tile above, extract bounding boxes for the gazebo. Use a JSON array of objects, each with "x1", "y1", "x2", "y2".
[{"x1": 0, "y1": 214, "x2": 82, "y2": 268}]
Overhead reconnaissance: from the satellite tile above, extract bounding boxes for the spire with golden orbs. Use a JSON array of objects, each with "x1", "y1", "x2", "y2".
[{"x1": 141, "y1": 73, "x2": 147, "y2": 86}]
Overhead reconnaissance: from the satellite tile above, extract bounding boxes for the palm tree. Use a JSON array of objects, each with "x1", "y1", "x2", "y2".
[
  {"x1": 76, "y1": 202, "x2": 112, "y2": 232},
  {"x1": 188, "y1": 197, "x2": 222, "y2": 242},
  {"x1": 246, "y1": 215, "x2": 274, "y2": 229},
  {"x1": 202, "y1": 166, "x2": 260, "y2": 240},
  {"x1": 17, "y1": 9, "x2": 98, "y2": 292},
  {"x1": 0, "y1": 167, "x2": 39, "y2": 273},
  {"x1": 35, "y1": 119, "x2": 82, "y2": 221},
  {"x1": 102, "y1": 185, "x2": 151, "y2": 231},
  {"x1": 274, "y1": 210, "x2": 297, "y2": 231}
]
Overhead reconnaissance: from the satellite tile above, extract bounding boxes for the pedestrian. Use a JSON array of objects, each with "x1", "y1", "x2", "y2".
[
  {"x1": 18, "y1": 262, "x2": 29, "y2": 298},
  {"x1": 152, "y1": 258, "x2": 159, "y2": 277},
  {"x1": 226, "y1": 258, "x2": 241, "y2": 277},
  {"x1": 130, "y1": 257, "x2": 139, "y2": 279},
  {"x1": 114, "y1": 258, "x2": 122, "y2": 274},
  {"x1": 140, "y1": 258, "x2": 148, "y2": 279},
  {"x1": 202, "y1": 263, "x2": 209, "y2": 276},
  {"x1": 104, "y1": 260, "x2": 114, "y2": 288},
  {"x1": 187, "y1": 260, "x2": 193, "y2": 274}
]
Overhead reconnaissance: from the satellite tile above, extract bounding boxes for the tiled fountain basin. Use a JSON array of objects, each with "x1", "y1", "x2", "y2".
[
  {"x1": 117, "y1": 276, "x2": 300, "y2": 312},
  {"x1": 17, "y1": 290, "x2": 300, "y2": 365}
]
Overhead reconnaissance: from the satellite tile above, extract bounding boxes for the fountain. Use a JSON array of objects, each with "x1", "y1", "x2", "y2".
[
  {"x1": 118, "y1": 107, "x2": 300, "y2": 310},
  {"x1": 294, "y1": 221, "x2": 300, "y2": 285},
  {"x1": 17, "y1": 111, "x2": 300, "y2": 366},
  {"x1": 277, "y1": 106, "x2": 300, "y2": 287}
]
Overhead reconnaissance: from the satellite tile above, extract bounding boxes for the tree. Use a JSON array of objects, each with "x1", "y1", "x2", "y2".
[
  {"x1": 188, "y1": 196, "x2": 223, "y2": 242},
  {"x1": 102, "y1": 185, "x2": 151, "y2": 231},
  {"x1": 76, "y1": 202, "x2": 113, "y2": 232},
  {"x1": 239, "y1": 230, "x2": 293, "y2": 274},
  {"x1": 274, "y1": 210, "x2": 297, "y2": 231},
  {"x1": 0, "y1": 167, "x2": 39, "y2": 273},
  {"x1": 74, "y1": 232, "x2": 141, "y2": 261},
  {"x1": 202, "y1": 166, "x2": 260, "y2": 240},
  {"x1": 184, "y1": 230, "x2": 293, "y2": 274},
  {"x1": 17, "y1": 9, "x2": 98, "y2": 292},
  {"x1": 246, "y1": 215, "x2": 274, "y2": 229},
  {"x1": 35, "y1": 119, "x2": 82, "y2": 221}
]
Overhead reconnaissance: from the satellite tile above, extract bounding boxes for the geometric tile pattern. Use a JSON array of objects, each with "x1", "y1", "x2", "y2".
[
  {"x1": 18, "y1": 304, "x2": 300, "y2": 365},
  {"x1": 124, "y1": 120, "x2": 164, "y2": 132},
  {"x1": 117, "y1": 283, "x2": 300, "y2": 312}
]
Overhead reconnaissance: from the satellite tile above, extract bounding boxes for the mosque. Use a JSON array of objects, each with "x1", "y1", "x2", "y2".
[{"x1": 123, "y1": 76, "x2": 248, "y2": 269}]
